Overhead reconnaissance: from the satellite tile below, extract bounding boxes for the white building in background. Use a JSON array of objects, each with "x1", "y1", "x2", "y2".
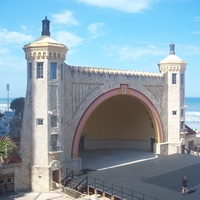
[{"x1": 13, "y1": 16, "x2": 193, "y2": 192}]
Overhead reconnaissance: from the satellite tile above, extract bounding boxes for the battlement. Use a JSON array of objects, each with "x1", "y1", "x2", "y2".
[{"x1": 67, "y1": 65, "x2": 163, "y2": 78}]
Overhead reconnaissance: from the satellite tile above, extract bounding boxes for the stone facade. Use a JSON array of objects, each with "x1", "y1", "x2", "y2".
[{"x1": 17, "y1": 17, "x2": 188, "y2": 192}]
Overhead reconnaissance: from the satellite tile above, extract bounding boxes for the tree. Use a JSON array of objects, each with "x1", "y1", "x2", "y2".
[
  {"x1": 10, "y1": 97, "x2": 25, "y2": 117},
  {"x1": 0, "y1": 136, "x2": 18, "y2": 164},
  {"x1": 0, "y1": 112, "x2": 4, "y2": 118}
]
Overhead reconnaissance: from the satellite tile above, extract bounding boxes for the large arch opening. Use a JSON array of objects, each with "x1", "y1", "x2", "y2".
[{"x1": 72, "y1": 86, "x2": 163, "y2": 158}]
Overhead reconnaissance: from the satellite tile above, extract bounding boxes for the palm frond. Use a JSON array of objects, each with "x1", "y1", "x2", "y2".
[{"x1": 0, "y1": 136, "x2": 18, "y2": 164}]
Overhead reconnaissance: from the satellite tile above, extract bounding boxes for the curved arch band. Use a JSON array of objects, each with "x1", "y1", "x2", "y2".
[{"x1": 72, "y1": 86, "x2": 163, "y2": 158}]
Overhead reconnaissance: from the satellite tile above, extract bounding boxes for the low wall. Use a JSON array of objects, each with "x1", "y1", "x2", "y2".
[
  {"x1": 155, "y1": 142, "x2": 180, "y2": 155},
  {"x1": 85, "y1": 139, "x2": 150, "y2": 151}
]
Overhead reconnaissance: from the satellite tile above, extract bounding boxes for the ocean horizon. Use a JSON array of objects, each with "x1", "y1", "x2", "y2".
[{"x1": 0, "y1": 97, "x2": 200, "y2": 130}]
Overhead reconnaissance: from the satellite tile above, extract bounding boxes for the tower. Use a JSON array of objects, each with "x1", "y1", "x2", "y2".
[
  {"x1": 22, "y1": 17, "x2": 68, "y2": 191},
  {"x1": 158, "y1": 43, "x2": 187, "y2": 152}
]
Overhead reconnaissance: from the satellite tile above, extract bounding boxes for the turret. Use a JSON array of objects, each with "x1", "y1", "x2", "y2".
[
  {"x1": 22, "y1": 17, "x2": 68, "y2": 192},
  {"x1": 158, "y1": 43, "x2": 187, "y2": 74},
  {"x1": 158, "y1": 43, "x2": 187, "y2": 149}
]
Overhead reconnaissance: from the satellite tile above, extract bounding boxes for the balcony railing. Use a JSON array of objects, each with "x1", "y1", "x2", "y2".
[
  {"x1": 180, "y1": 128, "x2": 188, "y2": 133},
  {"x1": 49, "y1": 145, "x2": 62, "y2": 153}
]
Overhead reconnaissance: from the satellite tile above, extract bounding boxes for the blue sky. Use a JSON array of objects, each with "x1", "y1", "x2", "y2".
[{"x1": 0, "y1": 0, "x2": 200, "y2": 98}]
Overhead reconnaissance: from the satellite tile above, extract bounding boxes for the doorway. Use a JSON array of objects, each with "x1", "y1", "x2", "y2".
[
  {"x1": 181, "y1": 145, "x2": 186, "y2": 154},
  {"x1": 0, "y1": 174, "x2": 14, "y2": 194},
  {"x1": 53, "y1": 170, "x2": 59, "y2": 183},
  {"x1": 150, "y1": 138, "x2": 155, "y2": 152}
]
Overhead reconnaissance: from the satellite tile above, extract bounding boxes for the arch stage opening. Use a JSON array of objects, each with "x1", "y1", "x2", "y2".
[{"x1": 72, "y1": 86, "x2": 163, "y2": 159}]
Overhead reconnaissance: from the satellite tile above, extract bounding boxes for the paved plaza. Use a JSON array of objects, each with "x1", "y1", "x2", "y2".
[{"x1": 1, "y1": 149, "x2": 200, "y2": 200}]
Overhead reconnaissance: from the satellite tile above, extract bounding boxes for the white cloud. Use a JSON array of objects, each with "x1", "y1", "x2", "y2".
[
  {"x1": 20, "y1": 25, "x2": 28, "y2": 32},
  {"x1": 175, "y1": 0, "x2": 191, "y2": 2},
  {"x1": 88, "y1": 23, "x2": 107, "y2": 38},
  {"x1": 54, "y1": 31, "x2": 82, "y2": 48},
  {"x1": 191, "y1": 31, "x2": 200, "y2": 35},
  {"x1": 0, "y1": 55, "x2": 26, "y2": 71},
  {"x1": 0, "y1": 29, "x2": 34, "y2": 44},
  {"x1": 194, "y1": 16, "x2": 200, "y2": 22},
  {"x1": 179, "y1": 44, "x2": 200, "y2": 55},
  {"x1": 77, "y1": 0, "x2": 158, "y2": 13},
  {"x1": 108, "y1": 45, "x2": 165, "y2": 61},
  {"x1": 0, "y1": 47, "x2": 9, "y2": 55},
  {"x1": 52, "y1": 10, "x2": 80, "y2": 25}
]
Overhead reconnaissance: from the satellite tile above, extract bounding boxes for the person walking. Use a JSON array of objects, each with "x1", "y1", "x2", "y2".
[{"x1": 182, "y1": 175, "x2": 188, "y2": 195}]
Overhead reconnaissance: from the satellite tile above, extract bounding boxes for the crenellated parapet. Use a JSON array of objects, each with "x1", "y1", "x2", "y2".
[{"x1": 67, "y1": 65, "x2": 163, "y2": 78}]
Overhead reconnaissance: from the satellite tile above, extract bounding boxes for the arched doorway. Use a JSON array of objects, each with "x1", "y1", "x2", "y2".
[{"x1": 72, "y1": 85, "x2": 163, "y2": 158}]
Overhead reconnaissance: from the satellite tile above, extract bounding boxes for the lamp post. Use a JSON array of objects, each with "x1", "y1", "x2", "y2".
[{"x1": 6, "y1": 84, "x2": 9, "y2": 112}]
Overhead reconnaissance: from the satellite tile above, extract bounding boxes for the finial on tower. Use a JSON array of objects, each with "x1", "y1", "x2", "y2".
[
  {"x1": 42, "y1": 16, "x2": 50, "y2": 36},
  {"x1": 169, "y1": 42, "x2": 175, "y2": 55}
]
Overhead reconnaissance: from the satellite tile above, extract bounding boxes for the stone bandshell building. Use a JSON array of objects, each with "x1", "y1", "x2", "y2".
[{"x1": 18, "y1": 17, "x2": 188, "y2": 192}]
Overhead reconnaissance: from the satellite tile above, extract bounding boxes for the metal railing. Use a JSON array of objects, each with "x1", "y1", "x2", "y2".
[
  {"x1": 74, "y1": 176, "x2": 88, "y2": 192},
  {"x1": 87, "y1": 176, "x2": 161, "y2": 200},
  {"x1": 60, "y1": 172, "x2": 161, "y2": 200},
  {"x1": 61, "y1": 171, "x2": 74, "y2": 186},
  {"x1": 51, "y1": 180, "x2": 83, "y2": 199},
  {"x1": 49, "y1": 145, "x2": 62, "y2": 152},
  {"x1": 180, "y1": 128, "x2": 188, "y2": 133},
  {"x1": 177, "y1": 145, "x2": 191, "y2": 154},
  {"x1": 183, "y1": 147, "x2": 190, "y2": 154}
]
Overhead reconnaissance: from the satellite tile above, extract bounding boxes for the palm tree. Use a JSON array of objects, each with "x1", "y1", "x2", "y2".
[{"x1": 0, "y1": 136, "x2": 18, "y2": 164}]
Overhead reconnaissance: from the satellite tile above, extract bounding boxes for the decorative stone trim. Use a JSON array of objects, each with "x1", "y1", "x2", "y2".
[
  {"x1": 49, "y1": 160, "x2": 61, "y2": 171},
  {"x1": 160, "y1": 65, "x2": 186, "y2": 72},
  {"x1": 72, "y1": 82, "x2": 103, "y2": 117},
  {"x1": 0, "y1": 163, "x2": 21, "y2": 169},
  {"x1": 25, "y1": 51, "x2": 66, "y2": 60}
]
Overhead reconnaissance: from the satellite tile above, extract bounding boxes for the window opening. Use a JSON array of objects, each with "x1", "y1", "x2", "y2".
[
  {"x1": 172, "y1": 73, "x2": 177, "y2": 84},
  {"x1": 37, "y1": 62, "x2": 43, "y2": 78},
  {"x1": 51, "y1": 115, "x2": 57, "y2": 128},
  {"x1": 36, "y1": 118, "x2": 44, "y2": 125},
  {"x1": 28, "y1": 63, "x2": 32, "y2": 79},
  {"x1": 50, "y1": 62, "x2": 57, "y2": 79},
  {"x1": 172, "y1": 110, "x2": 177, "y2": 115}
]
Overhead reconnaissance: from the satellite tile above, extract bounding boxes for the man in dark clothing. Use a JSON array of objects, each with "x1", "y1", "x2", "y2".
[{"x1": 182, "y1": 175, "x2": 188, "y2": 195}]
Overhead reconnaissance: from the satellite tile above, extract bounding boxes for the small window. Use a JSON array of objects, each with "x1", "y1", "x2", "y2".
[
  {"x1": 172, "y1": 73, "x2": 177, "y2": 84},
  {"x1": 181, "y1": 121, "x2": 184, "y2": 129},
  {"x1": 7, "y1": 177, "x2": 13, "y2": 184},
  {"x1": 172, "y1": 110, "x2": 177, "y2": 115},
  {"x1": 51, "y1": 115, "x2": 57, "y2": 128},
  {"x1": 0, "y1": 178, "x2": 4, "y2": 185},
  {"x1": 181, "y1": 73, "x2": 184, "y2": 85},
  {"x1": 36, "y1": 118, "x2": 44, "y2": 125},
  {"x1": 61, "y1": 64, "x2": 63, "y2": 81},
  {"x1": 51, "y1": 135, "x2": 58, "y2": 151},
  {"x1": 51, "y1": 135, "x2": 58, "y2": 146},
  {"x1": 37, "y1": 62, "x2": 43, "y2": 79},
  {"x1": 28, "y1": 63, "x2": 32, "y2": 79},
  {"x1": 181, "y1": 109, "x2": 184, "y2": 117},
  {"x1": 50, "y1": 62, "x2": 57, "y2": 79}
]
